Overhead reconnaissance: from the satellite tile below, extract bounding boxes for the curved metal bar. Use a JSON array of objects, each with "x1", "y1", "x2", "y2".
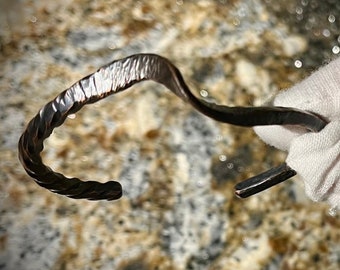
[
  {"x1": 234, "y1": 163, "x2": 297, "y2": 198},
  {"x1": 18, "y1": 54, "x2": 328, "y2": 200}
]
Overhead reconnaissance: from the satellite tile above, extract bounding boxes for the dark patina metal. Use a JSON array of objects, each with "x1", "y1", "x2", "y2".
[{"x1": 18, "y1": 54, "x2": 327, "y2": 200}]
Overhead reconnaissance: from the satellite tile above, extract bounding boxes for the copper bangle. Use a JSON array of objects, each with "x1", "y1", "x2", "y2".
[{"x1": 18, "y1": 54, "x2": 327, "y2": 200}]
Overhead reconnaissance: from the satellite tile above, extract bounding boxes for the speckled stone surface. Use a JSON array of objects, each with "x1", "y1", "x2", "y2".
[{"x1": 0, "y1": 0, "x2": 339, "y2": 269}]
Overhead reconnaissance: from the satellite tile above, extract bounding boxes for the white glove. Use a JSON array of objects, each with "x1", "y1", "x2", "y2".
[{"x1": 254, "y1": 57, "x2": 340, "y2": 211}]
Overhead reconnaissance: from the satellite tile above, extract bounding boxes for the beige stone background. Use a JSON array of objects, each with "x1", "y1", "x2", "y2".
[{"x1": 0, "y1": 0, "x2": 339, "y2": 269}]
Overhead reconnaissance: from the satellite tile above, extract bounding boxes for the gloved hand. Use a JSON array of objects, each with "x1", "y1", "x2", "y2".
[{"x1": 254, "y1": 57, "x2": 340, "y2": 211}]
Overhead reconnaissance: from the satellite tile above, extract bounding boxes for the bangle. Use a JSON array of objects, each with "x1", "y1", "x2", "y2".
[{"x1": 18, "y1": 54, "x2": 327, "y2": 200}]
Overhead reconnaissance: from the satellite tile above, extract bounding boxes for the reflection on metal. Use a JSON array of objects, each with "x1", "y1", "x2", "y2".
[{"x1": 18, "y1": 54, "x2": 327, "y2": 200}]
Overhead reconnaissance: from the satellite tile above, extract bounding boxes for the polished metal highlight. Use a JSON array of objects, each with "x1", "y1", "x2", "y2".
[{"x1": 18, "y1": 54, "x2": 327, "y2": 200}]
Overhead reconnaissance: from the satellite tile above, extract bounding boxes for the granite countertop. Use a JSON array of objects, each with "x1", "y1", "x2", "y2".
[{"x1": 0, "y1": 0, "x2": 339, "y2": 269}]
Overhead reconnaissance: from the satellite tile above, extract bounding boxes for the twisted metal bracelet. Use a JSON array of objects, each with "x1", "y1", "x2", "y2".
[{"x1": 18, "y1": 54, "x2": 327, "y2": 200}]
